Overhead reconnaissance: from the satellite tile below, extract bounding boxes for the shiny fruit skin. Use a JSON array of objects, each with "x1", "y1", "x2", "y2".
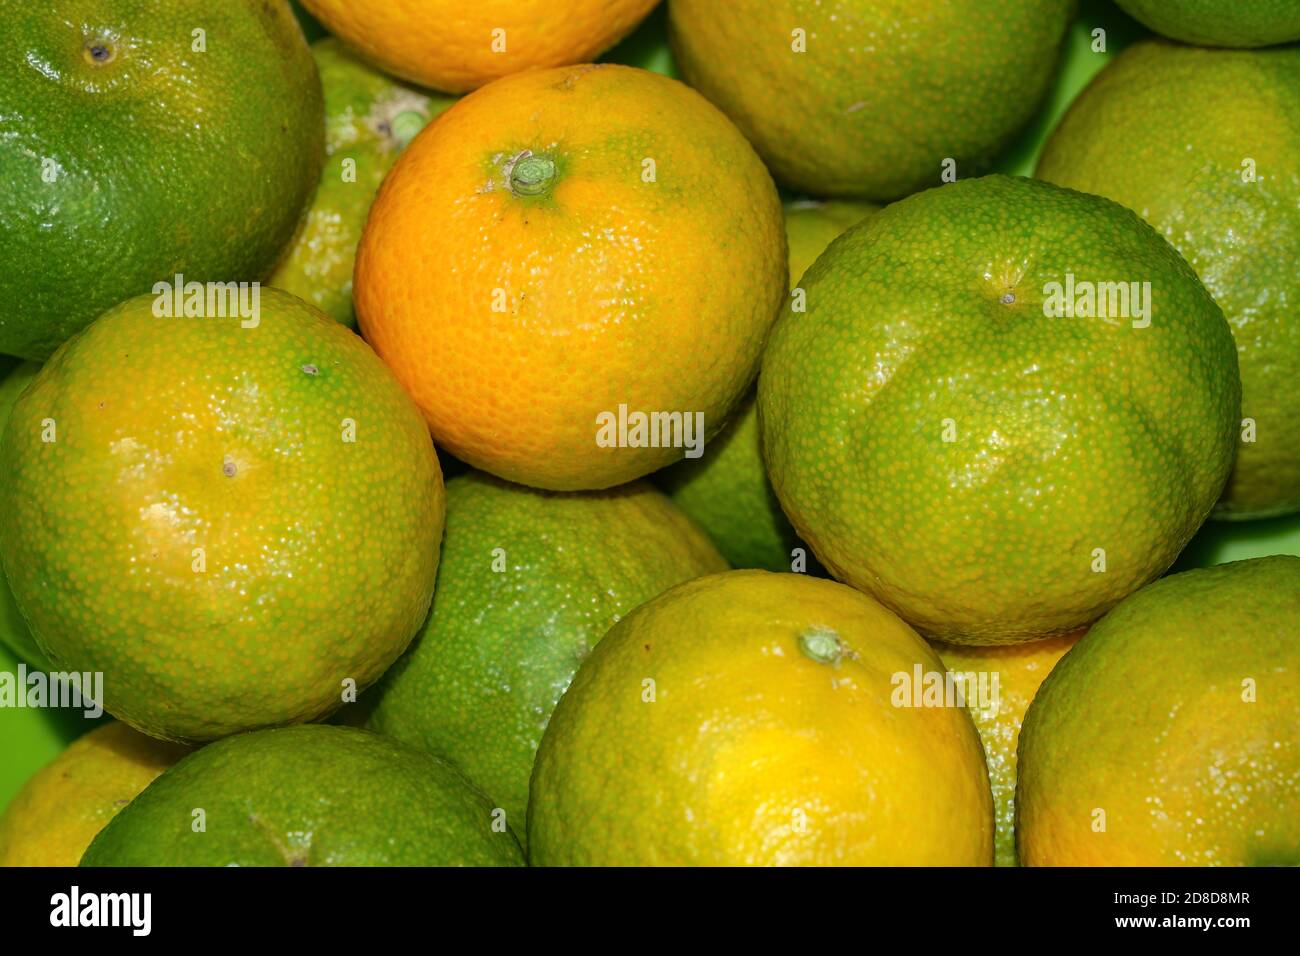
[
  {"x1": 356, "y1": 64, "x2": 786, "y2": 491},
  {"x1": 936, "y1": 631, "x2": 1083, "y2": 866},
  {"x1": 760, "y1": 175, "x2": 1240, "y2": 644},
  {"x1": 661, "y1": 200, "x2": 877, "y2": 571},
  {"x1": 669, "y1": 0, "x2": 1074, "y2": 199},
  {"x1": 528, "y1": 570, "x2": 993, "y2": 865},
  {"x1": 81, "y1": 725, "x2": 523, "y2": 866},
  {"x1": 0, "y1": 0, "x2": 323, "y2": 359},
  {"x1": 300, "y1": 0, "x2": 659, "y2": 93},
  {"x1": 0, "y1": 722, "x2": 188, "y2": 866},
  {"x1": 1017, "y1": 557, "x2": 1300, "y2": 866},
  {"x1": 1038, "y1": 40, "x2": 1300, "y2": 519},
  {"x1": 269, "y1": 38, "x2": 457, "y2": 328},
  {"x1": 0, "y1": 290, "x2": 443, "y2": 742},
  {"x1": 368, "y1": 471, "x2": 727, "y2": 840}
]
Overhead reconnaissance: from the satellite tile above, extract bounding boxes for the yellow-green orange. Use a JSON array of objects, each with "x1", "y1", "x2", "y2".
[
  {"x1": 1038, "y1": 41, "x2": 1300, "y2": 519},
  {"x1": 668, "y1": 0, "x2": 1073, "y2": 199},
  {"x1": 0, "y1": 290, "x2": 443, "y2": 742},
  {"x1": 760, "y1": 175, "x2": 1240, "y2": 644},
  {"x1": 81, "y1": 725, "x2": 522, "y2": 866},
  {"x1": 368, "y1": 471, "x2": 725, "y2": 839},
  {"x1": 270, "y1": 38, "x2": 456, "y2": 327},
  {"x1": 936, "y1": 631, "x2": 1082, "y2": 866},
  {"x1": 0, "y1": 0, "x2": 323, "y2": 360},
  {"x1": 784, "y1": 200, "x2": 881, "y2": 287},
  {"x1": 1018, "y1": 557, "x2": 1300, "y2": 866},
  {"x1": 1114, "y1": 0, "x2": 1300, "y2": 47},
  {"x1": 659, "y1": 395, "x2": 802, "y2": 571},
  {"x1": 0, "y1": 362, "x2": 47, "y2": 669},
  {"x1": 661, "y1": 200, "x2": 876, "y2": 571},
  {"x1": 528, "y1": 571, "x2": 993, "y2": 865},
  {"x1": 0, "y1": 722, "x2": 188, "y2": 866},
  {"x1": 355, "y1": 64, "x2": 786, "y2": 491}
]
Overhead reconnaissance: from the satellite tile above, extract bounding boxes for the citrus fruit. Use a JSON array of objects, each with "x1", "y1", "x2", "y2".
[
  {"x1": 759, "y1": 175, "x2": 1240, "y2": 645},
  {"x1": 1114, "y1": 0, "x2": 1300, "y2": 48},
  {"x1": 528, "y1": 570, "x2": 993, "y2": 865},
  {"x1": 0, "y1": 289, "x2": 443, "y2": 742},
  {"x1": 0, "y1": 722, "x2": 188, "y2": 866},
  {"x1": 659, "y1": 396, "x2": 804, "y2": 572},
  {"x1": 300, "y1": 0, "x2": 659, "y2": 93},
  {"x1": 81, "y1": 725, "x2": 522, "y2": 866},
  {"x1": 784, "y1": 200, "x2": 881, "y2": 288},
  {"x1": 355, "y1": 64, "x2": 786, "y2": 491},
  {"x1": 269, "y1": 38, "x2": 457, "y2": 328},
  {"x1": 660, "y1": 200, "x2": 876, "y2": 571},
  {"x1": 367, "y1": 471, "x2": 726, "y2": 839},
  {"x1": 935, "y1": 631, "x2": 1083, "y2": 866},
  {"x1": 0, "y1": 362, "x2": 48, "y2": 670},
  {"x1": 0, "y1": 0, "x2": 323, "y2": 360},
  {"x1": 667, "y1": 0, "x2": 1074, "y2": 200},
  {"x1": 1017, "y1": 556, "x2": 1300, "y2": 866},
  {"x1": 1037, "y1": 41, "x2": 1300, "y2": 520}
]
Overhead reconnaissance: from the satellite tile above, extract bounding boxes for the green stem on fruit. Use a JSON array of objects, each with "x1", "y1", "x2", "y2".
[
  {"x1": 510, "y1": 154, "x2": 555, "y2": 196},
  {"x1": 799, "y1": 626, "x2": 843, "y2": 665}
]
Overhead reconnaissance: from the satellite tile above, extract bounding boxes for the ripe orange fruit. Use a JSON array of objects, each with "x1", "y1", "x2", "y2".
[
  {"x1": 528, "y1": 571, "x2": 994, "y2": 865},
  {"x1": 300, "y1": 0, "x2": 659, "y2": 93},
  {"x1": 356, "y1": 64, "x2": 786, "y2": 491},
  {"x1": 0, "y1": 289, "x2": 444, "y2": 741}
]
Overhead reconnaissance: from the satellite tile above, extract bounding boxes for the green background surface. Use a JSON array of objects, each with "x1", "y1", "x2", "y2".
[{"x1": 3, "y1": 0, "x2": 1299, "y2": 813}]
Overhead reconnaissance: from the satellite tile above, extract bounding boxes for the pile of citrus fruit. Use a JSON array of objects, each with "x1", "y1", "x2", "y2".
[{"x1": 0, "y1": 0, "x2": 1295, "y2": 868}]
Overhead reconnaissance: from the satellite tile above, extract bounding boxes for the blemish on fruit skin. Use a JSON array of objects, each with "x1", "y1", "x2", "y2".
[
  {"x1": 84, "y1": 42, "x2": 115, "y2": 65},
  {"x1": 300, "y1": 364, "x2": 318, "y2": 376}
]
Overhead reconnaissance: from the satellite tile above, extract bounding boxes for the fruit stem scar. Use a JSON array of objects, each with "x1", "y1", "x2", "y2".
[
  {"x1": 799, "y1": 626, "x2": 843, "y2": 665},
  {"x1": 510, "y1": 154, "x2": 556, "y2": 196},
  {"x1": 222, "y1": 456, "x2": 237, "y2": 478},
  {"x1": 390, "y1": 111, "x2": 425, "y2": 149},
  {"x1": 84, "y1": 41, "x2": 115, "y2": 65},
  {"x1": 1000, "y1": 292, "x2": 1016, "y2": 305}
]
